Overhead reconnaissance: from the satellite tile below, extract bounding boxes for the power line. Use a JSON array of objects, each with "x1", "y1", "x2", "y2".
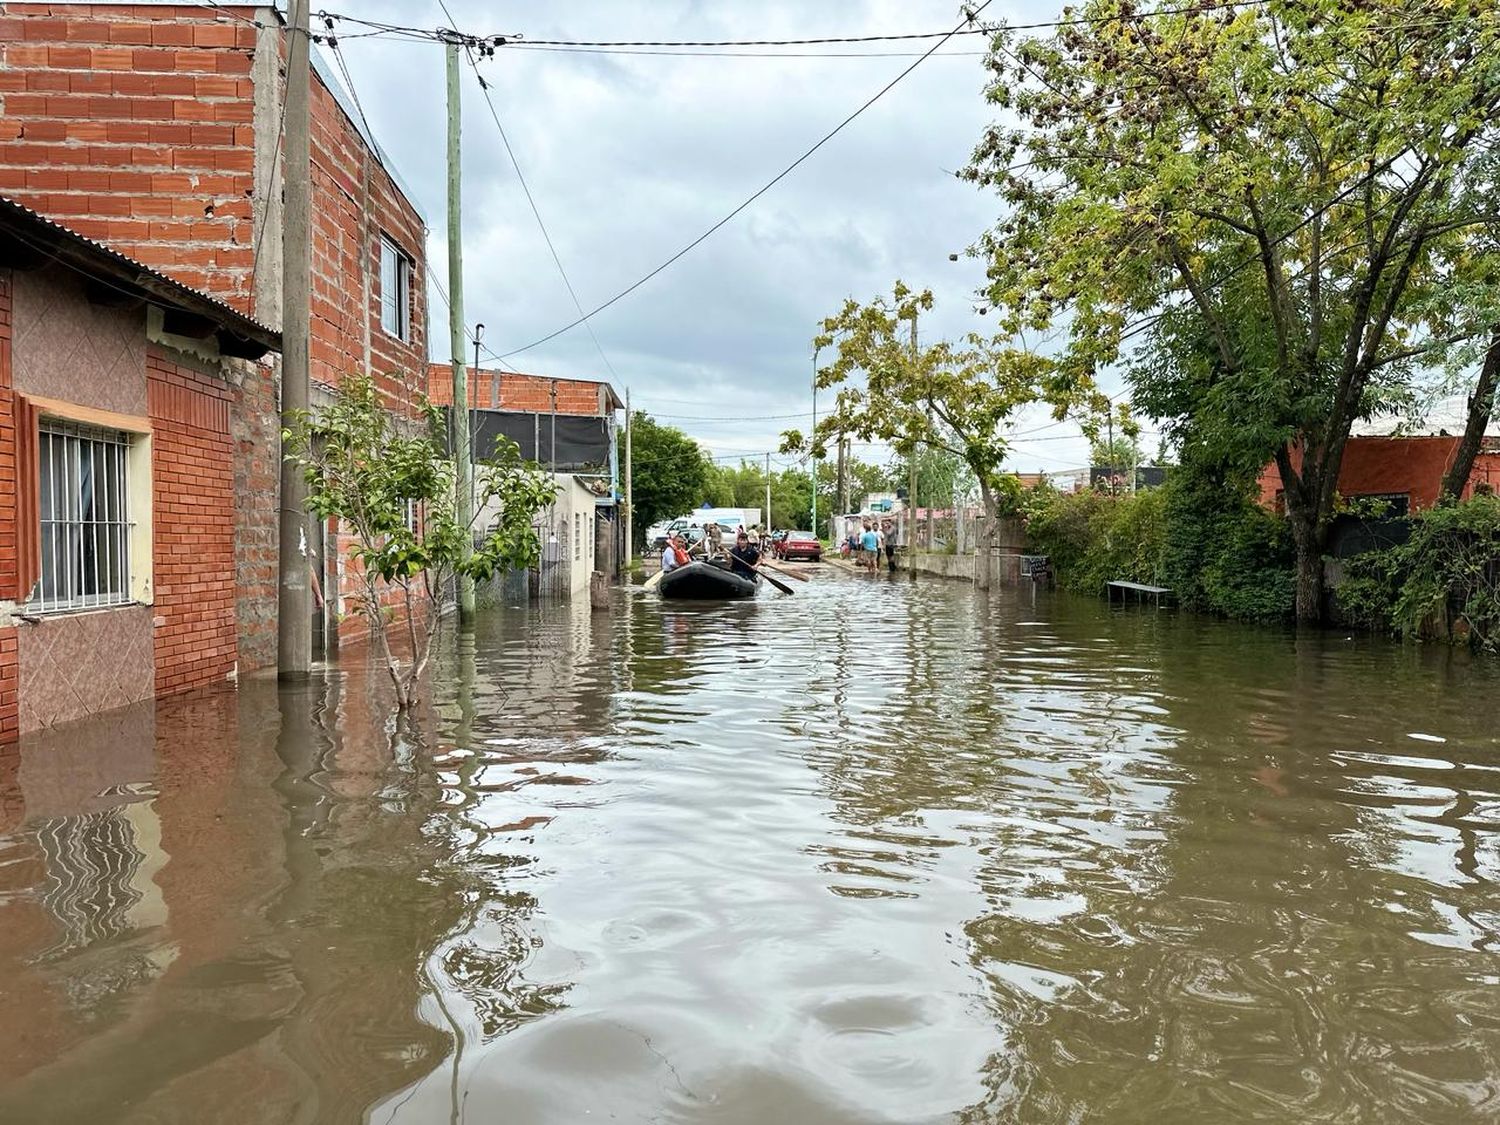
[
  {"x1": 318, "y1": 1, "x2": 1280, "y2": 48},
  {"x1": 501, "y1": 45, "x2": 990, "y2": 59},
  {"x1": 489, "y1": 0, "x2": 997, "y2": 360},
  {"x1": 451, "y1": 31, "x2": 625, "y2": 387}
]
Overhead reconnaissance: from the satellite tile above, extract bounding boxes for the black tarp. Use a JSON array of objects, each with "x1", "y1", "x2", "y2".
[{"x1": 444, "y1": 408, "x2": 612, "y2": 470}]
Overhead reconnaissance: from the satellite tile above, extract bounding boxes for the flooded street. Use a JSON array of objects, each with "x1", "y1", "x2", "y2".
[{"x1": 4, "y1": 571, "x2": 1500, "y2": 1123}]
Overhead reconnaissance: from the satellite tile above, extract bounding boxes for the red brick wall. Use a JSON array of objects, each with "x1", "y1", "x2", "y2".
[
  {"x1": 0, "y1": 4, "x2": 430, "y2": 392},
  {"x1": 425, "y1": 365, "x2": 614, "y2": 416},
  {"x1": 307, "y1": 58, "x2": 427, "y2": 400},
  {"x1": 147, "y1": 346, "x2": 238, "y2": 695},
  {"x1": 0, "y1": 268, "x2": 15, "y2": 743},
  {"x1": 0, "y1": 4, "x2": 259, "y2": 308}
]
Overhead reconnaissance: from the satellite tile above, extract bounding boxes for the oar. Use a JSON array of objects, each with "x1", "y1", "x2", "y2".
[
  {"x1": 718, "y1": 546, "x2": 793, "y2": 596},
  {"x1": 755, "y1": 565, "x2": 794, "y2": 596},
  {"x1": 644, "y1": 569, "x2": 664, "y2": 590}
]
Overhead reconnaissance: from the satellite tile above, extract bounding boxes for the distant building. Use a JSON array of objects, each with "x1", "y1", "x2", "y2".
[
  {"x1": 428, "y1": 365, "x2": 624, "y2": 584},
  {"x1": 0, "y1": 196, "x2": 279, "y2": 739},
  {"x1": 1258, "y1": 398, "x2": 1500, "y2": 515}
]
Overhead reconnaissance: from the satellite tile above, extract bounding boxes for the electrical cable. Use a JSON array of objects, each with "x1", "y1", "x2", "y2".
[
  {"x1": 488, "y1": 0, "x2": 998, "y2": 360},
  {"x1": 316, "y1": 1, "x2": 1280, "y2": 48}
]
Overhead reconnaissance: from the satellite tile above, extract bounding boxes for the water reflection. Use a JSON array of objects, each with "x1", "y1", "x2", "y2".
[{"x1": 1, "y1": 575, "x2": 1499, "y2": 1123}]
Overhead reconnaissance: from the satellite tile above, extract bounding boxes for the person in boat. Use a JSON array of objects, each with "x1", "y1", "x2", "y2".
[
  {"x1": 727, "y1": 528, "x2": 761, "y2": 580},
  {"x1": 661, "y1": 532, "x2": 690, "y2": 574}
]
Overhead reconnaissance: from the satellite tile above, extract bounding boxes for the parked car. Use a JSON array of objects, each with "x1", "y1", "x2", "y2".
[{"x1": 778, "y1": 530, "x2": 822, "y2": 562}]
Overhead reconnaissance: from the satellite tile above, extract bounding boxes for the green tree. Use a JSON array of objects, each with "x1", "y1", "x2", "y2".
[
  {"x1": 784, "y1": 282, "x2": 1066, "y2": 585},
  {"x1": 966, "y1": 0, "x2": 1500, "y2": 620},
  {"x1": 285, "y1": 372, "x2": 555, "y2": 710},
  {"x1": 621, "y1": 412, "x2": 710, "y2": 547},
  {"x1": 887, "y1": 445, "x2": 978, "y2": 509}
]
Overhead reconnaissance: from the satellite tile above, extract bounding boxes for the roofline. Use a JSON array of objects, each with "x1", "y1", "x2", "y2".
[
  {"x1": 429, "y1": 363, "x2": 624, "y2": 412},
  {"x1": 0, "y1": 196, "x2": 282, "y2": 359}
]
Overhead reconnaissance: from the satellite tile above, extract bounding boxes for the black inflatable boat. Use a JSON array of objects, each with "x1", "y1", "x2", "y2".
[{"x1": 658, "y1": 560, "x2": 757, "y2": 600}]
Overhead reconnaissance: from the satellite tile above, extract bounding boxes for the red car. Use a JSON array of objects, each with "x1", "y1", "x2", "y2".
[{"x1": 778, "y1": 530, "x2": 822, "y2": 562}]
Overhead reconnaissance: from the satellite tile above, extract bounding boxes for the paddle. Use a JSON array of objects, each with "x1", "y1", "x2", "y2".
[
  {"x1": 754, "y1": 566, "x2": 795, "y2": 596},
  {"x1": 715, "y1": 544, "x2": 793, "y2": 596},
  {"x1": 644, "y1": 569, "x2": 664, "y2": 590}
]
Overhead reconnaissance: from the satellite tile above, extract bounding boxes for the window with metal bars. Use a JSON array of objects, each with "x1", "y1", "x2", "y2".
[{"x1": 36, "y1": 421, "x2": 132, "y2": 612}]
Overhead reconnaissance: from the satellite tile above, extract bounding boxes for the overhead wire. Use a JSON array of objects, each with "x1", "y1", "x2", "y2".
[
  {"x1": 316, "y1": 1, "x2": 1281, "y2": 48},
  {"x1": 440, "y1": 7, "x2": 626, "y2": 388},
  {"x1": 487, "y1": 0, "x2": 998, "y2": 360}
]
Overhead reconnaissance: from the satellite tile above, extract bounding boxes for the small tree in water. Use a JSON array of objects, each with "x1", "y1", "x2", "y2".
[{"x1": 284, "y1": 372, "x2": 556, "y2": 710}]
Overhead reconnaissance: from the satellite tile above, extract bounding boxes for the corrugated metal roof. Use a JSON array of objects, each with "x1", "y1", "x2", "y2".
[{"x1": 1353, "y1": 395, "x2": 1500, "y2": 438}]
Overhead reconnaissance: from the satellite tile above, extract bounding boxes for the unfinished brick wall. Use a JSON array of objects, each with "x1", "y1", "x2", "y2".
[
  {"x1": 148, "y1": 346, "x2": 238, "y2": 695},
  {"x1": 0, "y1": 269, "x2": 16, "y2": 743},
  {"x1": 426, "y1": 365, "x2": 616, "y2": 416},
  {"x1": 0, "y1": 4, "x2": 259, "y2": 308},
  {"x1": 0, "y1": 4, "x2": 429, "y2": 390}
]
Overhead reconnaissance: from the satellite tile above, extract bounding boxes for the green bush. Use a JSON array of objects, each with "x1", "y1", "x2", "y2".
[
  {"x1": 1340, "y1": 494, "x2": 1500, "y2": 648},
  {"x1": 1024, "y1": 469, "x2": 1295, "y2": 622},
  {"x1": 1163, "y1": 471, "x2": 1295, "y2": 622},
  {"x1": 1024, "y1": 487, "x2": 1167, "y2": 595}
]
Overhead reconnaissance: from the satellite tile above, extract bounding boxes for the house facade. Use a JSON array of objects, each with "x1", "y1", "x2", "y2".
[
  {"x1": 1257, "y1": 402, "x2": 1500, "y2": 516},
  {"x1": 0, "y1": 195, "x2": 279, "y2": 738},
  {"x1": 429, "y1": 365, "x2": 625, "y2": 583},
  {"x1": 0, "y1": 2, "x2": 431, "y2": 654}
]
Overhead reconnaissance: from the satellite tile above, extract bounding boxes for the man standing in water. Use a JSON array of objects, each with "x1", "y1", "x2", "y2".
[
  {"x1": 882, "y1": 519, "x2": 898, "y2": 573},
  {"x1": 860, "y1": 520, "x2": 881, "y2": 573},
  {"x1": 728, "y1": 528, "x2": 761, "y2": 580}
]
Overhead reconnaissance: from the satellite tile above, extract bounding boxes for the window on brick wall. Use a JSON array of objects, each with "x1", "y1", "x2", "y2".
[
  {"x1": 36, "y1": 421, "x2": 132, "y2": 613},
  {"x1": 380, "y1": 235, "x2": 413, "y2": 341}
]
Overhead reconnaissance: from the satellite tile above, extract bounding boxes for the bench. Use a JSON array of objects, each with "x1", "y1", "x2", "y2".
[{"x1": 1106, "y1": 580, "x2": 1174, "y2": 607}]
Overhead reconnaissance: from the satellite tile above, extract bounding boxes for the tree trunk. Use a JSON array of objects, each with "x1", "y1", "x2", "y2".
[
  {"x1": 1440, "y1": 328, "x2": 1500, "y2": 502},
  {"x1": 1287, "y1": 507, "x2": 1326, "y2": 623}
]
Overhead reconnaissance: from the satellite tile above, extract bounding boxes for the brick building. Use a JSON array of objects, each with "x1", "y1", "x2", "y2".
[
  {"x1": 428, "y1": 364, "x2": 625, "y2": 584},
  {"x1": 1258, "y1": 401, "x2": 1500, "y2": 516},
  {"x1": 0, "y1": 195, "x2": 279, "y2": 738},
  {"x1": 0, "y1": 1, "x2": 432, "y2": 653}
]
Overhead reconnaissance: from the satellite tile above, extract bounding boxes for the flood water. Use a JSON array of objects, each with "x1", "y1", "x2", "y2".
[{"x1": 3, "y1": 572, "x2": 1500, "y2": 1123}]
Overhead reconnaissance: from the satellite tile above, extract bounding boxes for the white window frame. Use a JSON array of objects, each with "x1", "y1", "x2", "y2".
[
  {"x1": 35, "y1": 420, "x2": 134, "y2": 613},
  {"x1": 379, "y1": 234, "x2": 412, "y2": 342}
]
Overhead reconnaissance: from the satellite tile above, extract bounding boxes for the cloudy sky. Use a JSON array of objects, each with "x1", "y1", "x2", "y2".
[{"x1": 330, "y1": 0, "x2": 1113, "y2": 478}]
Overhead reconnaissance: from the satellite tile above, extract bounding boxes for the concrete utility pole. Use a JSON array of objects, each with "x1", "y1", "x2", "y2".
[
  {"x1": 810, "y1": 347, "x2": 818, "y2": 538},
  {"x1": 277, "y1": 0, "x2": 312, "y2": 678},
  {"x1": 446, "y1": 37, "x2": 475, "y2": 623},
  {"x1": 624, "y1": 389, "x2": 633, "y2": 565},
  {"x1": 835, "y1": 433, "x2": 847, "y2": 520},
  {"x1": 764, "y1": 452, "x2": 772, "y2": 532},
  {"x1": 1106, "y1": 410, "x2": 1116, "y2": 497},
  {"x1": 908, "y1": 312, "x2": 919, "y2": 552}
]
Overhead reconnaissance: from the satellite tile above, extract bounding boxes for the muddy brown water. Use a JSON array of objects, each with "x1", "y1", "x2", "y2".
[{"x1": 2, "y1": 573, "x2": 1500, "y2": 1123}]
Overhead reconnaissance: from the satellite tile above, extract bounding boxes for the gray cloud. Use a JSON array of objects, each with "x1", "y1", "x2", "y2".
[{"x1": 333, "y1": 0, "x2": 1103, "y2": 474}]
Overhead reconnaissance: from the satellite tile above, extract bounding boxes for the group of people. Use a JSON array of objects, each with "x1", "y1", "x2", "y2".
[
  {"x1": 846, "y1": 518, "x2": 897, "y2": 574},
  {"x1": 660, "y1": 527, "x2": 763, "y2": 580}
]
